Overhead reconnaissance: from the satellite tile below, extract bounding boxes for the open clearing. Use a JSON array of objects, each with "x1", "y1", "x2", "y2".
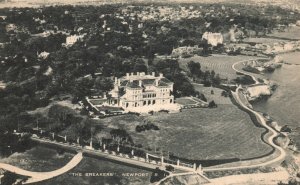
[
  {"x1": 175, "y1": 97, "x2": 198, "y2": 106},
  {"x1": 243, "y1": 37, "x2": 287, "y2": 44},
  {"x1": 179, "y1": 54, "x2": 265, "y2": 81},
  {"x1": 193, "y1": 84, "x2": 232, "y2": 105},
  {"x1": 267, "y1": 26, "x2": 300, "y2": 40},
  {"x1": 88, "y1": 99, "x2": 106, "y2": 105},
  {"x1": 98, "y1": 104, "x2": 273, "y2": 161}
]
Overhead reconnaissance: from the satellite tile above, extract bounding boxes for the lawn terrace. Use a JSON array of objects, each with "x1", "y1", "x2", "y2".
[{"x1": 98, "y1": 104, "x2": 273, "y2": 161}]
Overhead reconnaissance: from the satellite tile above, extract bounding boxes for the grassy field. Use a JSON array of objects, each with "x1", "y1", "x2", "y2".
[
  {"x1": 243, "y1": 37, "x2": 287, "y2": 44},
  {"x1": 0, "y1": 146, "x2": 74, "y2": 172},
  {"x1": 175, "y1": 97, "x2": 199, "y2": 105},
  {"x1": 89, "y1": 99, "x2": 106, "y2": 106},
  {"x1": 97, "y1": 106, "x2": 123, "y2": 111},
  {"x1": 98, "y1": 104, "x2": 273, "y2": 161},
  {"x1": 40, "y1": 157, "x2": 151, "y2": 185},
  {"x1": 267, "y1": 26, "x2": 300, "y2": 40},
  {"x1": 193, "y1": 84, "x2": 232, "y2": 105},
  {"x1": 179, "y1": 54, "x2": 264, "y2": 81},
  {"x1": 0, "y1": 146, "x2": 151, "y2": 185}
]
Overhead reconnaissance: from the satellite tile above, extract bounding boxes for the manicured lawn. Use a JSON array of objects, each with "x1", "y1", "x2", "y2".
[
  {"x1": 193, "y1": 84, "x2": 232, "y2": 105},
  {"x1": 89, "y1": 99, "x2": 106, "y2": 106},
  {"x1": 175, "y1": 97, "x2": 198, "y2": 105},
  {"x1": 99, "y1": 105, "x2": 273, "y2": 161},
  {"x1": 179, "y1": 54, "x2": 264, "y2": 81},
  {"x1": 1, "y1": 146, "x2": 151, "y2": 185},
  {"x1": 97, "y1": 106, "x2": 123, "y2": 111},
  {"x1": 267, "y1": 27, "x2": 300, "y2": 40},
  {"x1": 243, "y1": 37, "x2": 286, "y2": 44}
]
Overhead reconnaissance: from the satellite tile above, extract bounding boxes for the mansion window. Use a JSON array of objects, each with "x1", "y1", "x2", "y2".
[{"x1": 143, "y1": 93, "x2": 156, "y2": 98}]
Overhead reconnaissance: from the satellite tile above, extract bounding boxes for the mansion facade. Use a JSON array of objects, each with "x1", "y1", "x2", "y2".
[{"x1": 108, "y1": 72, "x2": 179, "y2": 112}]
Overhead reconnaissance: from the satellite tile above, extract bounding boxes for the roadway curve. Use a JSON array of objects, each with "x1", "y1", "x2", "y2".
[
  {"x1": 231, "y1": 58, "x2": 269, "y2": 84},
  {"x1": 0, "y1": 152, "x2": 83, "y2": 184},
  {"x1": 204, "y1": 59, "x2": 286, "y2": 172}
]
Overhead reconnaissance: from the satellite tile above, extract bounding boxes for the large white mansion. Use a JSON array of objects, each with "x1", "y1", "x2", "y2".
[{"x1": 108, "y1": 72, "x2": 180, "y2": 113}]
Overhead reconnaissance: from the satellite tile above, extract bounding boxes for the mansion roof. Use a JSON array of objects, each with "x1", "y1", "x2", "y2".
[{"x1": 116, "y1": 72, "x2": 173, "y2": 89}]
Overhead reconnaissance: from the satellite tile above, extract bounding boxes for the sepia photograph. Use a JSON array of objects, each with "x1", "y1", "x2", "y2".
[{"x1": 0, "y1": 0, "x2": 299, "y2": 184}]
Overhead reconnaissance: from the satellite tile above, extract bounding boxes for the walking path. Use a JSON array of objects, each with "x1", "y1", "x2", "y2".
[
  {"x1": 0, "y1": 152, "x2": 83, "y2": 184},
  {"x1": 231, "y1": 58, "x2": 269, "y2": 84},
  {"x1": 156, "y1": 59, "x2": 287, "y2": 184},
  {"x1": 0, "y1": 59, "x2": 287, "y2": 185},
  {"x1": 203, "y1": 59, "x2": 286, "y2": 172}
]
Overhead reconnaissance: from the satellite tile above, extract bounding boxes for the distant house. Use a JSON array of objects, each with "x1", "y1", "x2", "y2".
[
  {"x1": 108, "y1": 72, "x2": 179, "y2": 113},
  {"x1": 66, "y1": 35, "x2": 80, "y2": 46},
  {"x1": 0, "y1": 81, "x2": 6, "y2": 90},
  {"x1": 202, "y1": 32, "x2": 223, "y2": 46},
  {"x1": 0, "y1": 16, "x2": 7, "y2": 21},
  {"x1": 64, "y1": 34, "x2": 86, "y2": 46},
  {"x1": 37, "y1": 51, "x2": 50, "y2": 60},
  {"x1": 5, "y1": 23, "x2": 17, "y2": 32}
]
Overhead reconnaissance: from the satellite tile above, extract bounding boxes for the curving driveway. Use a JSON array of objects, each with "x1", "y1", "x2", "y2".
[
  {"x1": 231, "y1": 58, "x2": 269, "y2": 84},
  {"x1": 156, "y1": 59, "x2": 287, "y2": 185},
  {"x1": 0, "y1": 152, "x2": 83, "y2": 184},
  {"x1": 204, "y1": 59, "x2": 286, "y2": 172}
]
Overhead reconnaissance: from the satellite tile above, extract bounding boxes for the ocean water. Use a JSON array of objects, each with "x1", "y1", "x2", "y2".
[{"x1": 253, "y1": 52, "x2": 300, "y2": 150}]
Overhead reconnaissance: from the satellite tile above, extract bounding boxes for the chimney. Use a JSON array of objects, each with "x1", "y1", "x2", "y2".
[
  {"x1": 155, "y1": 79, "x2": 159, "y2": 86},
  {"x1": 139, "y1": 80, "x2": 142, "y2": 86},
  {"x1": 137, "y1": 72, "x2": 140, "y2": 76},
  {"x1": 159, "y1": 73, "x2": 163, "y2": 78},
  {"x1": 131, "y1": 72, "x2": 134, "y2": 76},
  {"x1": 126, "y1": 73, "x2": 129, "y2": 78},
  {"x1": 152, "y1": 72, "x2": 155, "y2": 77},
  {"x1": 114, "y1": 77, "x2": 118, "y2": 84},
  {"x1": 118, "y1": 79, "x2": 121, "y2": 86}
]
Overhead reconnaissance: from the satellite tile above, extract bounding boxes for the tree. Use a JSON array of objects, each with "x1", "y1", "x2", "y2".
[
  {"x1": 212, "y1": 74, "x2": 221, "y2": 86},
  {"x1": 94, "y1": 131, "x2": 111, "y2": 147},
  {"x1": 187, "y1": 61, "x2": 201, "y2": 79},
  {"x1": 208, "y1": 100, "x2": 217, "y2": 108},
  {"x1": 110, "y1": 129, "x2": 131, "y2": 144},
  {"x1": 211, "y1": 70, "x2": 216, "y2": 79},
  {"x1": 172, "y1": 73, "x2": 195, "y2": 97},
  {"x1": 73, "y1": 77, "x2": 94, "y2": 101},
  {"x1": 133, "y1": 63, "x2": 147, "y2": 73},
  {"x1": 94, "y1": 77, "x2": 114, "y2": 92},
  {"x1": 165, "y1": 165, "x2": 175, "y2": 172}
]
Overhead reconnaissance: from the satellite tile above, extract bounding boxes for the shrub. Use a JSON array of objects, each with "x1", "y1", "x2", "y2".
[
  {"x1": 208, "y1": 100, "x2": 217, "y2": 108},
  {"x1": 165, "y1": 165, "x2": 175, "y2": 172},
  {"x1": 135, "y1": 123, "x2": 159, "y2": 132}
]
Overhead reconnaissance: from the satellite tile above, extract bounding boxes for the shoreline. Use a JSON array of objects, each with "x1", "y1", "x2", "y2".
[{"x1": 203, "y1": 58, "x2": 287, "y2": 172}]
